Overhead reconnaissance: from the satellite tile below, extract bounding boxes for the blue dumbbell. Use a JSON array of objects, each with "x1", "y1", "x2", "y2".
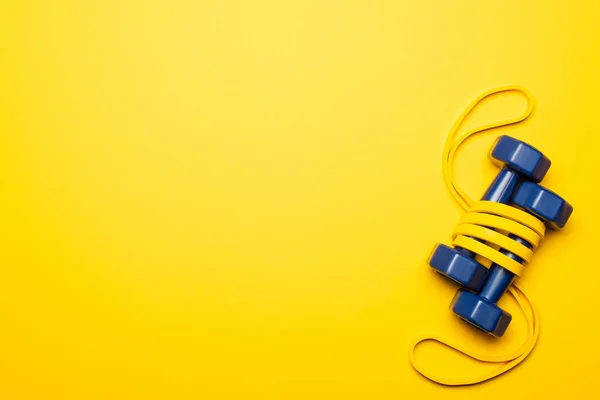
[
  {"x1": 429, "y1": 136, "x2": 551, "y2": 291},
  {"x1": 451, "y1": 182, "x2": 573, "y2": 336}
]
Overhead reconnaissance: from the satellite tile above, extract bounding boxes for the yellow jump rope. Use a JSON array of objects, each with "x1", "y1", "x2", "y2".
[{"x1": 408, "y1": 86, "x2": 542, "y2": 385}]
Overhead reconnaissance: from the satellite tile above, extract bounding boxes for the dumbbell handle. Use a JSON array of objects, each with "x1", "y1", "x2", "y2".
[
  {"x1": 482, "y1": 168, "x2": 522, "y2": 203},
  {"x1": 456, "y1": 167, "x2": 521, "y2": 259},
  {"x1": 479, "y1": 235, "x2": 531, "y2": 303},
  {"x1": 459, "y1": 167, "x2": 534, "y2": 302}
]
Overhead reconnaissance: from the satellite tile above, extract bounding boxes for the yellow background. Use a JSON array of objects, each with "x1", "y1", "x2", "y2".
[{"x1": 1, "y1": 1, "x2": 598, "y2": 398}]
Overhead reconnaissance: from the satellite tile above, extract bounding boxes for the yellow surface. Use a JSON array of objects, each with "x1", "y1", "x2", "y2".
[{"x1": 0, "y1": 1, "x2": 598, "y2": 398}]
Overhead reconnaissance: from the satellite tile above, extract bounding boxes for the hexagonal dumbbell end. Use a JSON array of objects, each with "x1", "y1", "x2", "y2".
[
  {"x1": 451, "y1": 290, "x2": 512, "y2": 337},
  {"x1": 512, "y1": 181, "x2": 573, "y2": 230},
  {"x1": 428, "y1": 244, "x2": 489, "y2": 292},
  {"x1": 489, "y1": 136, "x2": 551, "y2": 183}
]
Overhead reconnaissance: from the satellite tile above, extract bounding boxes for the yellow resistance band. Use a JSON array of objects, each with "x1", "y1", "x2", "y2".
[{"x1": 409, "y1": 86, "x2": 543, "y2": 386}]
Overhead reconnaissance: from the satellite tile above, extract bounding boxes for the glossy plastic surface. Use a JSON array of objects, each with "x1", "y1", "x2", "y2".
[
  {"x1": 489, "y1": 135, "x2": 551, "y2": 183},
  {"x1": 430, "y1": 144, "x2": 540, "y2": 288},
  {"x1": 451, "y1": 290, "x2": 512, "y2": 337},
  {"x1": 512, "y1": 181, "x2": 573, "y2": 230},
  {"x1": 444, "y1": 167, "x2": 521, "y2": 271},
  {"x1": 478, "y1": 235, "x2": 532, "y2": 303},
  {"x1": 481, "y1": 168, "x2": 521, "y2": 203},
  {"x1": 452, "y1": 229, "x2": 532, "y2": 336},
  {"x1": 428, "y1": 244, "x2": 488, "y2": 291}
]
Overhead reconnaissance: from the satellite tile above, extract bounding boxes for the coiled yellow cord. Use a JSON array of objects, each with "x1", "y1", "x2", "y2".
[{"x1": 409, "y1": 86, "x2": 543, "y2": 386}]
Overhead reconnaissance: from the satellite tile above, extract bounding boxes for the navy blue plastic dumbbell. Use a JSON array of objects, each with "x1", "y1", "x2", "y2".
[
  {"x1": 451, "y1": 182, "x2": 573, "y2": 336},
  {"x1": 429, "y1": 136, "x2": 551, "y2": 291}
]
